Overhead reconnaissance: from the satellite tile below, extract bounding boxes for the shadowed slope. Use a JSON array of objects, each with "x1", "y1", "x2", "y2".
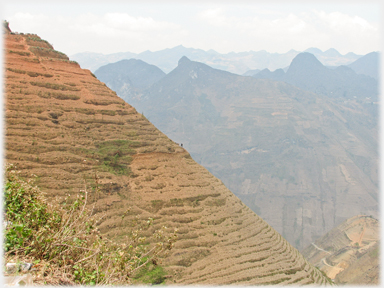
[
  {"x1": 347, "y1": 51, "x2": 379, "y2": 79},
  {"x1": 4, "y1": 31, "x2": 329, "y2": 285}
]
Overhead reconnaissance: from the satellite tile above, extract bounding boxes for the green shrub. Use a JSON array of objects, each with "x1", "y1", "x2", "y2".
[
  {"x1": 3, "y1": 165, "x2": 177, "y2": 285},
  {"x1": 4, "y1": 173, "x2": 61, "y2": 252},
  {"x1": 7, "y1": 67, "x2": 54, "y2": 78},
  {"x1": 95, "y1": 140, "x2": 138, "y2": 175},
  {"x1": 75, "y1": 108, "x2": 96, "y2": 115},
  {"x1": 25, "y1": 36, "x2": 51, "y2": 46},
  {"x1": 30, "y1": 81, "x2": 81, "y2": 91},
  {"x1": 9, "y1": 50, "x2": 31, "y2": 56},
  {"x1": 37, "y1": 91, "x2": 80, "y2": 100},
  {"x1": 29, "y1": 46, "x2": 69, "y2": 60},
  {"x1": 133, "y1": 264, "x2": 167, "y2": 285},
  {"x1": 100, "y1": 110, "x2": 116, "y2": 116}
]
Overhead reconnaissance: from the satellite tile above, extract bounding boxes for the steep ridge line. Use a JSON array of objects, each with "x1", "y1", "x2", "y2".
[
  {"x1": 111, "y1": 52, "x2": 378, "y2": 251},
  {"x1": 4, "y1": 31, "x2": 330, "y2": 285}
]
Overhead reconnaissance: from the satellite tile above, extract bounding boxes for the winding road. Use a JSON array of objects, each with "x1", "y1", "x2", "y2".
[{"x1": 311, "y1": 243, "x2": 331, "y2": 254}]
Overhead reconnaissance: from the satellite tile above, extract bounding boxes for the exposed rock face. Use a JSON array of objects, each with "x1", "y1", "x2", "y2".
[
  {"x1": 302, "y1": 215, "x2": 379, "y2": 285},
  {"x1": 4, "y1": 32, "x2": 330, "y2": 284}
]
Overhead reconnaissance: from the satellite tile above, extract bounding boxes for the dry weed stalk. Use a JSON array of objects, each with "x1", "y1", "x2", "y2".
[{"x1": 3, "y1": 165, "x2": 177, "y2": 285}]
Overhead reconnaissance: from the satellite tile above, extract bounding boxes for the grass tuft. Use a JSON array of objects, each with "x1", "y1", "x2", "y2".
[{"x1": 3, "y1": 165, "x2": 177, "y2": 285}]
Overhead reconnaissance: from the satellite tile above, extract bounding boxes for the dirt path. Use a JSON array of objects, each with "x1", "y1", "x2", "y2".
[
  {"x1": 323, "y1": 258, "x2": 344, "y2": 279},
  {"x1": 358, "y1": 224, "x2": 366, "y2": 246},
  {"x1": 311, "y1": 243, "x2": 331, "y2": 255},
  {"x1": 322, "y1": 258, "x2": 332, "y2": 267}
]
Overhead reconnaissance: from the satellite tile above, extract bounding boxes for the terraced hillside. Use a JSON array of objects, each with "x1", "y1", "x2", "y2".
[
  {"x1": 121, "y1": 56, "x2": 378, "y2": 250},
  {"x1": 4, "y1": 30, "x2": 330, "y2": 284},
  {"x1": 302, "y1": 215, "x2": 379, "y2": 285}
]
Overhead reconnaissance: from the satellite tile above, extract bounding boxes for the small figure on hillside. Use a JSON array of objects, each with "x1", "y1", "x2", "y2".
[{"x1": 181, "y1": 143, "x2": 183, "y2": 147}]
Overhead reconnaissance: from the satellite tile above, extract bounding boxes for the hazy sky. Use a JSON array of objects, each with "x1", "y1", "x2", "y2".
[{"x1": 1, "y1": 1, "x2": 382, "y2": 57}]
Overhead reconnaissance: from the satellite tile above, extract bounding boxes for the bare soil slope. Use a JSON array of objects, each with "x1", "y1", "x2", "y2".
[
  {"x1": 4, "y1": 31, "x2": 330, "y2": 285},
  {"x1": 302, "y1": 215, "x2": 379, "y2": 284}
]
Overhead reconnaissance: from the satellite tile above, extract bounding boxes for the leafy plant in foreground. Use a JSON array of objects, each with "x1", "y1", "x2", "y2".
[{"x1": 3, "y1": 165, "x2": 177, "y2": 285}]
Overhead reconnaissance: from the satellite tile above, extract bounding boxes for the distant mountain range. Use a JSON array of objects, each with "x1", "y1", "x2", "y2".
[
  {"x1": 95, "y1": 53, "x2": 378, "y2": 250},
  {"x1": 347, "y1": 52, "x2": 379, "y2": 80},
  {"x1": 71, "y1": 46, "x2": 365, "y2": 75},
  {"x1": 250, "y1": 52, "x2": 378, "y2": 100},
  {"x1": 5, "y1": 29, "x2": 332, "y2": 285},
  {"x1": 94, "y1": 59, "x2": 166, "y2": 99}
]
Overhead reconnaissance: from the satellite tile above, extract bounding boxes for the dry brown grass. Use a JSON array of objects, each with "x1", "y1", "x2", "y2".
[
  {"x1": 3, "y1": 31, "x2": 330, "y2": 285},
  {"x1": 4, "y1": 166, "x2": 177, "y2": 285}
]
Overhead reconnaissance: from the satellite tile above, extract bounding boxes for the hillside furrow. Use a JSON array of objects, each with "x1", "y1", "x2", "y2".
[{"x1": 4, "y1": 31, "x2": 330, "y2": 285}]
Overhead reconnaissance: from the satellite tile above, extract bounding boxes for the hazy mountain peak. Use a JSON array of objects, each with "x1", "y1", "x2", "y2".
[
  {"x1": 323, "y1": 48, "x2": 341, "y2": 57},
  {"x1": 304, "y1": 47, "x2": 323, "y2": 54},
  {"x1": 348, "y1": 51, "x2": 379, "y2": 79},
  {"x1": 287, "y1": 52, "x2": 324, "y2": 73},
  {"x1": 178, "y1": 56, "x2": 191, "y2": 66},
  {"x1": 172, "y1": 44, "x2": 186, "y2": 50},
  {"x1": 94, "y1": 58, "x2": 165, "y2": 92},
  {"x1": 207, "y1": 49, "x2": 219, "y2": 54}
]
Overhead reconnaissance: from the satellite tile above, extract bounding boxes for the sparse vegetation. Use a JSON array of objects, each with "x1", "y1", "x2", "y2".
[
  {"x1": 145, "y1": 175, "x2": 154, "y2": 181},
  {"x1": 24, "y1": 57, "x2": 40, "y2": 63},
  {"x1": 133, "y1": 264, "x2": 167, "y2": 285},
  {"x1": 151, "y1": 200, "x2": 164, "y2": 212},
  {"x1": 29, "y1": 46, "x2": 69, "y2": 60},
  {"x1": 170, "y1": 198, "x2": 184, "y2": 207},
  {"x1": 3, "y1": 31, "x2": 334, "y2": 285},
  {"x1": 37, "y1": 91, "x2": 80, "y2": 100},
  {"x1": 75, "y1": 108, "x2": 96, "y2": 115},
  {"x1": 25, "y1": 36, "x2": 52, "y2": 47},
  {"x1": 95, "y1": 140, "x2": 137, "y2": 175},
  {"x1": 4, "y1": 165, "x2": 177, "y2": 285},
  {"x1": 152, "y1": 183, "x2": 166, "y2": 190},
  {"x1": 9, "y1": 50, "x2": 31, "y2": 56},
  {"x1": 84, "y1": 99, "x2": 123, "y2": 106},
  {"x1": 31, "y1": 81, "x2": 81, "y2": 91},
  {"x1": 100, "y1": 110, "x2": 116, "y2": 116},
  {"x1": 64, "y1": 82, "x2": 77, "y2": 87},
  {"x1": 317, "y1": 268, "x2": 333, "y2": 284},
  {"x1": 7, "y1": 68, "x2": 53, "y2": 78},
  {"x1": 205, "y1": 198, "x2": 226, "y2": 207}
]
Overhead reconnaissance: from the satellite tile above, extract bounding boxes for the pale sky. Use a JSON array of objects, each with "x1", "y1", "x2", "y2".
[{"x1": 1, "y1": 1, "x2": 382, "y2": 57}]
